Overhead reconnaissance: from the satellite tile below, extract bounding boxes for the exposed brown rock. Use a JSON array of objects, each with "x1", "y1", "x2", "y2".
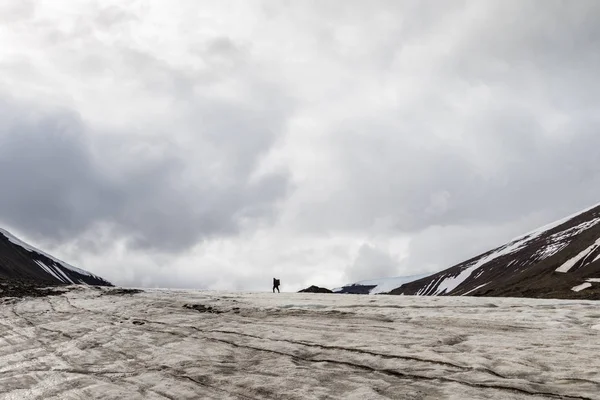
[{"x1": 298, "y1": 285, "x2": 333, "y2": 293}]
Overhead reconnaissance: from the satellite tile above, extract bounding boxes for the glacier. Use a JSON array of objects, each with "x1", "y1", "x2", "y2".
[{"x1": 0, "y1": 287, "x2": 598, "y2": 399}]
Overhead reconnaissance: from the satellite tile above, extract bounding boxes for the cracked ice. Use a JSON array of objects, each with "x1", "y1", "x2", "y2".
[{"x1": 0, "y1": 288, "x2": 599, "y2": 399}]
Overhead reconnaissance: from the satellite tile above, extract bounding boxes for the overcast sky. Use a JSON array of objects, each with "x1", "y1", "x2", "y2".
[{"x1": 1, "y1": 1, "x2": 600, "y2": 291}]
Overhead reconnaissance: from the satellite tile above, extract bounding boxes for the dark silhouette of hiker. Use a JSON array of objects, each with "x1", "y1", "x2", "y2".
[{"x1": 273, "y1": 278, "x2": 280, "y2": 293}]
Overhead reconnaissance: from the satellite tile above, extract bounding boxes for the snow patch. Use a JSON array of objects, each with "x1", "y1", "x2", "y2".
[
  {"x1": 418, "y1": 277, "x2": 439, "y2": 296},
  {"x1": 462, "y1": 283, "x2": 490, "y2": 296},
  {"x1": 54, "y1": 266, "x2": 75, "y2": 284},
  {"x1": 512, "y1": 201, "x2": 600, "y2": 242},
  {"x1": 552, "y1": 217, "x2": 600, "y2": 239},
  {"x1": 556, "y1": 237, "x2": 600, "y2": 273},
  {"x1": 337, "y1": 274, "x2": 428, "y2": 294},
  {"x1": 530, "y1": 218, "x2": 600, "y2": 263},
  {"x1": 355, "y1": 274, "x2": 429, "y2": 294},
  {"x1": 34, "y1": 260, "x2": 66, "y2": 283},
  {"x1": 533, "y1": 242, "x2": 569, "y2": 261},
  {"x1": 586, "y1": 278, "x2": 600, "y2": 283},
  {"x1": 0, "y1": 228, "x2": 94, "y2": 277},
  {"x1": 434, "y1": 238, "x2": 529, "y2": 295},
  {"x1": 571, "y1": 282, "x2": 592, "y2": 292}
]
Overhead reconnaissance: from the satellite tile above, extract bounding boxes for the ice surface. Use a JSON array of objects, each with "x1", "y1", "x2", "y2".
[
  {"x1": 556, "y1": 237, "x2": 600, "y2": 273},
  {"x1": 0, "y1": 288, "x2": 599, "y2": 400}
]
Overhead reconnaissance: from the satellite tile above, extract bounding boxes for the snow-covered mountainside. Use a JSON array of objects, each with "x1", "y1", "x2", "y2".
[
  {"x1": 390, "y1": 202, "x2": 600, "y2": 299},
  {"x1": 334, "y1": 274, "x2": 429, "y2": 294},
  {"x1": 0, "y1": 228, "x2": 111, "y2": 286}
]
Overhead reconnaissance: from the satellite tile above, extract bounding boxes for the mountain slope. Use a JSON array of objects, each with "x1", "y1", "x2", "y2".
[
  {"x1": 389, "y1": 202, "x2": 600, "y2": 299},
  {"x1": 0, "y1": 228, "x2": 112, "y2": 286},
  {"x1": 334, "y1": 274, "x2": 429, "y2": 294}
]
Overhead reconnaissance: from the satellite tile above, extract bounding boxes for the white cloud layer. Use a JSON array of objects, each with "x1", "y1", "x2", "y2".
[{"x1": 1, "y1": 1, "x2": 600, "y2": 291}]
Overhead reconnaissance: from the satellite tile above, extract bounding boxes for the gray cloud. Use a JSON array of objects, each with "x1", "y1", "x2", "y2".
[
  {"x1": 0, "y1": 94, "x2": 292, "y2": 252},
  {"x1": 289, "y1": 1, "x2": 600, "y2": 235},
  {"x1": 1, "y1": 1, "x2": 600, "y2": 290},
  {"x1": 345, "y1": 243, "x2": 400, "y2": 283},
  {"x1": 0, "y1": 101, "x2": 114, "y2": 240}
]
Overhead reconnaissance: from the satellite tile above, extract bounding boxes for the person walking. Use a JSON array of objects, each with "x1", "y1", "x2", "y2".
[{"x1": 273, "y1": 278, "x2": 280, "y2": 293}]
